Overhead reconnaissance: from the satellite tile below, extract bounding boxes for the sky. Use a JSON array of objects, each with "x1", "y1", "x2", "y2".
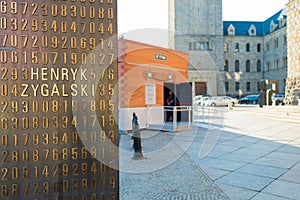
[{"x1": 118, "y1": 0, "x2": 289, "y2": 47}]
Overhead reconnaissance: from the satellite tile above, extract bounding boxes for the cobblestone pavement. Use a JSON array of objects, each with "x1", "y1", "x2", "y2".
[
  {"x1": 120, "y1": 105, "x2": 300, "y2": 199},
  {"x1": 119, "y1": 130, "x2": 230, "y2": 200}
]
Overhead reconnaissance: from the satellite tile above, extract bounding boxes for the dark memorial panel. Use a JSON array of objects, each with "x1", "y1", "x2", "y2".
[{"x1": 0, "y1": 0, "x2": 118, "y2": 199}]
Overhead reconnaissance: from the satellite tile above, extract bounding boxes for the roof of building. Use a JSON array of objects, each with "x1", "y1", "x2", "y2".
[
  {"x1": 223, "y1": 21, "x2": 264, "y2": 36},
  {"x1": 223, "y1": 9, "x2": 286, "y2": 36}
]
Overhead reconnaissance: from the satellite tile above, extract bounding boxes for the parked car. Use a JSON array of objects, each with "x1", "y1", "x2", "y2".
[
  {"x1": 238, "y1": 95, "x2": 259, "y2": 104},
  {"x1": 271, "y1": 93, "x2": 285, "y2": 105},
  {"x1": 204, "y1": 96, "x2": 238, "y2": 106},
  {"x1": 193, "y1": 95, "x2": 203, "y2": 105},
  {"x1": 194, "y1": 96, "x2": 211, "y2": 106}
]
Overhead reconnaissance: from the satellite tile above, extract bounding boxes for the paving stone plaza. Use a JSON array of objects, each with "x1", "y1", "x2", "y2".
[
  {"x1": 120, "y1": 106, "x2": 300, "y2": 199},
  {"x1": 119, "y1": 1, "x2": 300, "y2": 197}
]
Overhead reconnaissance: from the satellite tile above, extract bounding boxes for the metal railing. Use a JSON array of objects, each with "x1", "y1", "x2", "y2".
[
  {"x1": 164, "y1": 106, "x2": 193, "y2": 131},
  {"x1": 163, "y1": 105, "x2": 226, "y2": 131}
]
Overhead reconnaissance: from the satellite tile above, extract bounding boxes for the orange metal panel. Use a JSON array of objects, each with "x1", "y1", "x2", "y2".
[{"x1": 119, "y1": 39, "x2": 189, "y2": 108}]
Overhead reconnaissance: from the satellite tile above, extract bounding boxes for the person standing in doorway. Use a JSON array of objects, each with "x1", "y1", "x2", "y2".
[{"x1": 166, "y1": 90, "x2": 175, "y2": 121}]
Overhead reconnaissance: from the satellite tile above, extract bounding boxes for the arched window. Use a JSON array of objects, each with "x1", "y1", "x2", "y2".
[
  {"x1": 235, "y1": 82, "x2": 240, "y2": 91},
  {"x1": 247, "y1": 82, "x2": 251, "y2": 92},
  {"x1": 246, "y1": 60, "x2": 250, "y2": 72},
  {"x1": 283, "y1": 56, "x2": 287, "y2": 68},
  {"x1": 234, "y1": 43, "x2": 239, "y2": 52},
  {"x1": 257, "y1": 60, "x2": 261, "y2": 72},
  {"x1": 246, "y1": 43, "x2": 250, "y2": 52},
  {"x1": 274, "y1": 59, "x2": 279, "y2": 69},
  {"x1": 274, "y1": 38, "x2": 279, "y2": 48},
  {"x1": 225, "y1": 82, "x2": 229, "y2": 91},
  {"x1": 265, "y1": 42, "x2": 269, "y2": 51},
  {"x1": 266, "y1": 62, "x2": 270, "y2": 71},
  {"x1": 224, "y1": 60, "x2": 229, "y2": 72},
  {"x1": 224, "y1": 43, "x2": 228, "y2": 52},
  {"x1": 283, "y1": 35, "x2": 287, "y2": 44},
  {"x1": 235, "y1": 60, "x2": 239, "y2": 72},
  {"x1": 257, "y1": 43, "x2": 261, "y2": 52}
]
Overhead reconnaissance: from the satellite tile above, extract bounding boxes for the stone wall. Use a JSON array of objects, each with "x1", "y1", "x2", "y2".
[
  {"x1": 169, "y1": 0, "x2": 223, "y2": 35},
  {"x1": 169, "y1": 0, "x2": 224, "y2": 96},
  {"x1": 263, "y1": 27, "x2": 288, "y2": 94},
  {"x1": 224, "y1": 36, "x2": 264, "y2": 97},
  {"x1": 285, "y1": 0, "x2": 300, "y2": 104}
]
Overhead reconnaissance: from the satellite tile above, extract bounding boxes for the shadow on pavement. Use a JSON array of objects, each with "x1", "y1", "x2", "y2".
[{"x1": 119, "y1": 108, "x2": 300, "y2": 200}]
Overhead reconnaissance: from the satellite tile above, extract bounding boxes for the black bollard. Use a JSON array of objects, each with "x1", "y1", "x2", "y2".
[
  {"x1": 258, "y1": 90, "x2": 265, "y2": 108},
  {"x1": 132, "y1": 113, "x2": 143, "y2": 159}
]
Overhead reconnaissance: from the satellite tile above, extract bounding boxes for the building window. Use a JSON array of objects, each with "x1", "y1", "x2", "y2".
[
  {"x1": 201, "y1": 42, "x2": 205, "y2": 49},
  {"x1": 225, "y1": 82, "x2": 229, "y2": 91},
  {"x1": 266, "y1": 62, "x2": 270, "y2": 72},
  {"x1": 257, "y1": 60, "x2": 261, "y2": 72},
  {"x1": 205, "y1": 42, "x2": 209, "y2": 50},
  {"x1": 246, "y1": 43, "x2": 250, "y2": 52},
  {"x1": 235, "y1": 60, "x2": 239, "y2": 72},
  {"x1": 235, "y1": 82, "x2": 240, "y2": 91},
  {"x1": 274, "y1": 59, "x2": 279, "y2": 69},
  {"x1": 246, "y1": 60, "x2": 250, "y2": 72},
  {"x1": 284, "y1": 35, "x2": 287, "y2": 44},
  {"x1": 234, "y1": 43, "x2": 239, "y2": 52},
  {"x1": 279, "y1": 17, "x2": 286, "y2": 28},
  {"x1": 228, "y1": 24, "x2": 235, "y2": 35},
  {"x1": 270, "y1": 20, "x2": 278, "y2": 32},
  {"x1": 196, "y1": 42, "x2": 201, "y2": 50},
  {"x1": 265, "y1": 42, "x2": 269, "y2": 51},
  {"x1": 224, "y1": 60, "x2": 229, "y2": 72},
  {"x1": 257, "y1": 43, "x2": 261, "y2": 52},
  {"x1": 283, "y1": 56, "x2": 287, "y2": 68},
  {"x1": 248, "y1": 25, "x2": 256, "y2": 36},
  {"x1": 274, "y1": 38, "x2": 279, "y2": 48},
  {"x1": 192, "y1": 41, "x2": 210, "y2": 50},
  {"x1": 224, "y1": 43, "x2": 228, "y2": 52},
  {"x1": 247, "y1": 82, "x2": 251, "y2": 92}
]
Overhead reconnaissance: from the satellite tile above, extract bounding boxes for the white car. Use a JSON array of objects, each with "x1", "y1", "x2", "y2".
[
  {"x1": 193, "y1": 95, "x2": 203, "y2": 105},
  {"x1": 271, "y1": 93, "x2": 285, "y2": 105},
  {"x1": 204, "y1": 96, "x2": 238, "y2": 106},
  {"x1": 194, "y1": 96, "x2": 211, "y2": 106}
]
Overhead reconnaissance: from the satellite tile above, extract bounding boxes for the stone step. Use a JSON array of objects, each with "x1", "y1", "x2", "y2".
[{"x1": 242, "y1": 106, "x2": 300, "y2": 123}]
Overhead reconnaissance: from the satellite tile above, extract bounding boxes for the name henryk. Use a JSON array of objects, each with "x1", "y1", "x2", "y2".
[{"x1": 30, "y1": 67, "x2": 99, "y2": 81}]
